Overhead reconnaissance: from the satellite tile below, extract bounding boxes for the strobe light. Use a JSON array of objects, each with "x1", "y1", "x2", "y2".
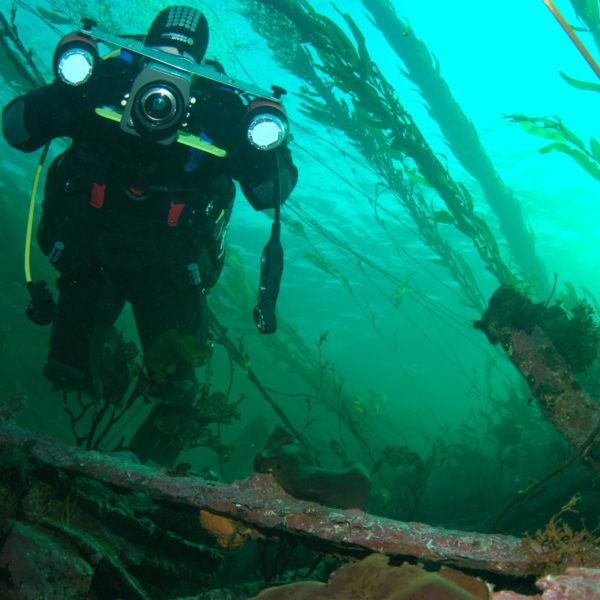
[
  {"x1": 246, "y1": 100, "x2": 289, "y2": 151},
  {"x1": 53, "y1": 33, "x2": 98, "y2": 86}
]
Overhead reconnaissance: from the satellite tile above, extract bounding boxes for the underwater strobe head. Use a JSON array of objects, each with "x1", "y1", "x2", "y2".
[
  {"x1": 245, "y1": 87, "x2": 289, "y2": 151},
  {"x1": 53, "y1": 31, "x2": 99, "y2": 86}
]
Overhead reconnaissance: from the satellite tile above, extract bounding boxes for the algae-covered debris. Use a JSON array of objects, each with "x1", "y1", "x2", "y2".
[
  {"x1": 522, "y1": 495, "x2": 600, "y2": 575},
  {"x1": 475, "y1": 285, "x2": 599, "y2": 373}
]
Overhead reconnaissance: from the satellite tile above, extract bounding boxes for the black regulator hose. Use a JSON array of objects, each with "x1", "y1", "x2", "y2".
[{"x1": 253, "y1": 151, "x2": 284, "y2": 334}]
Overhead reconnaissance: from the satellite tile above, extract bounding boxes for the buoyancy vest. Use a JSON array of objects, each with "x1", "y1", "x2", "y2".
[{"x1": 38, "y1": 132, "x2": 235, "y2": 285}]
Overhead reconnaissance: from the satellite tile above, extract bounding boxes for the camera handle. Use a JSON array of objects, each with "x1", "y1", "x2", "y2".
[{"x1": 253, "y1": 152, "x2": 284, "y2": 334}]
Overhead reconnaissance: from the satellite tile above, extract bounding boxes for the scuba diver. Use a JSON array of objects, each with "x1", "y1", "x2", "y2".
[{"x1": 1, "y1": 5, "x2": 298, "y2": 465}]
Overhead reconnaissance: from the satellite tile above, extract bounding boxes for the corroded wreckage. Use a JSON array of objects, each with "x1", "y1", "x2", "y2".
[
  {"x1": 0, "y1": 419, "x2": 529, "y2": 574},
  {"x1": 475, "y1": 286, "x2": 600, "y2": 476},
  {"x1": 2, "y1": 410, "x2": 600, "y2": 598}
]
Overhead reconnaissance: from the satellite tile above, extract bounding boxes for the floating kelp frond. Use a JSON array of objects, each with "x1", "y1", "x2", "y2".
[
  {"x1": 508, "y1": 114, "x2": 600, "y2": 182},
  {"x1": 301, "y1": 250, "x2": 336, "y2": 276},
  {"x1": 390, "y1": 276, "x2": 413, "y2": 307},
  {"x1": 539, "y1": 141, "x2": 600, "y2": 181},
  {"x1": 570, "y1": 0, "x2": 600, "y2": 55},
  {"x1": 432, "y1": 209, "x2": 456, "y2": 225},
  {"x1": 507, "y1": 114, "x2": 587, "y2": 147},
  {"x1": 559, "y1": 70, "x2": 600, "y2": 92},
  {"x1": 287, "y1": 5, "x2": 514, "y2": 286}
]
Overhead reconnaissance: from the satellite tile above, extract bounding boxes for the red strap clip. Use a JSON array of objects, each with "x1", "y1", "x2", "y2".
[
  {"x1": 128, "y1": 184, "x2": 147, "y2": 198},
  {"x1": 89, "y1": 182, "x2": 106, "y2": 209},
  {"x1": 167, "y1": 202, "x2": 185, "y2": 227}
]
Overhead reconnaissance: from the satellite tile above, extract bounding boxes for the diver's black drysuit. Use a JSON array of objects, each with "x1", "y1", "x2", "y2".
[{"x1": 2, "y1": 53, "x2": 297, "y2": 464}]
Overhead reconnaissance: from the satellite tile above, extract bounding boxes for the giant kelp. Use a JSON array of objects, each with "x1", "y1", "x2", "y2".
[
  {"x1": 569, "y1": 0, "x2": 600, "y2": 53},
  {"x1": 241, "y1": 0, "x2": 517, "y2": 311},
  {"x1": 359, "y1": 0, "x2": 548, "y2": 294}
]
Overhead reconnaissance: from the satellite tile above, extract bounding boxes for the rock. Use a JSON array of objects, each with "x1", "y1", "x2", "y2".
[
  {"x1": 249, "y1": 553, "x2": 491, "y2": 599},
  {"x1": 0, "y1": 520, "x2": 92, "y2": 599},
  {"x1": 537, "y1": 567, "x2": 600, "y2": 599}
]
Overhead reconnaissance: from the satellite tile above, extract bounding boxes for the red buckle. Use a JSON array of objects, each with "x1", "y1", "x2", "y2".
[
  {"x1": 167, "y1": 202, "x2": 185, "y2": 227},
  {"x1": 89, "y1": 182, "x2": 106, "y2": 208},
  {"x1": 128, "y1": 184, "x2": 146, "y2": 197}
]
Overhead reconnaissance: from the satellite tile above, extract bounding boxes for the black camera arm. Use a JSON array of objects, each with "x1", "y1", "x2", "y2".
[{"x1": 80, "y1": 21, "x2": 282, "y2": 103}]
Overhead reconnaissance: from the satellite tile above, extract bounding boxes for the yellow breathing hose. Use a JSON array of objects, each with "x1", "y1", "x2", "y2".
[
  {"x1": 23, "y1": 50, "x2": 117, "y2": 285},
  {"x1": 24, "y1": 144, "x2": 50, "y2": 283}
]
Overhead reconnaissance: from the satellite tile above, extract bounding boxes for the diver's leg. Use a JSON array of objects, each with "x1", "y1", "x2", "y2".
[
  {"x1": 44, "y1": 271, "x2": 101, "y2": 390},
  {"x1": 44, "y1": 269, "x2": 125, "y2": 392},
  {"x1": 126, "y1": 264, "x2": 211, "y2": 465}
]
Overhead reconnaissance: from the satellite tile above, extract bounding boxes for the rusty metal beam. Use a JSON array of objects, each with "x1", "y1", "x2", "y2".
[
  {"x1": 475, "y1": 289, "x2": 600, "y2": 476},
  {"x1": 0, "y1": 419, "x2": 535, "y2": 576}
]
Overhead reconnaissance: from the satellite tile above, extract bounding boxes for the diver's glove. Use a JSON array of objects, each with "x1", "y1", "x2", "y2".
[
  {"x1": 26, "y1": 280, "x2": 57, "y2": 326},
  {"x1": 236, "y1": 146, "x2": 297, "y2": 210}
]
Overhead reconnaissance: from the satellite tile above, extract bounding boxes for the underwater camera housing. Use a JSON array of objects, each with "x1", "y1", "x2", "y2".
[
  {"x1": 53, "y1": 19, "x2": 289, "y2": 148},
  {"x1": 122, "y1": 61, "x2": 192, "y2": 144}
]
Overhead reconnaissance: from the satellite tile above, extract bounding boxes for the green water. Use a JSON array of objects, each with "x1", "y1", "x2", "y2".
[{"x1": 1, "y1": 0, "x2": 599, "y2": 535}]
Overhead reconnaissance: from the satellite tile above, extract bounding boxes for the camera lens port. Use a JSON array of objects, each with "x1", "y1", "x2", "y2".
[{"x1": 133, "y1": 83, "x2": 184, "y2": 136}]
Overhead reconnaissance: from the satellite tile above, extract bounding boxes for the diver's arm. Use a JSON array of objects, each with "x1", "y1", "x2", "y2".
[
  {"x1": 235, "y1": 143, "x2": 298, "y2": 211},
  {"x1": 2, "y1": 82, "x2": 86, "y2": 152},
  {"x1": 192, "y1": 86, "x2": 298, "y2": 210},
  {"x1": 1, "y1": 55, "x2": 130, "y2": 153}
]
